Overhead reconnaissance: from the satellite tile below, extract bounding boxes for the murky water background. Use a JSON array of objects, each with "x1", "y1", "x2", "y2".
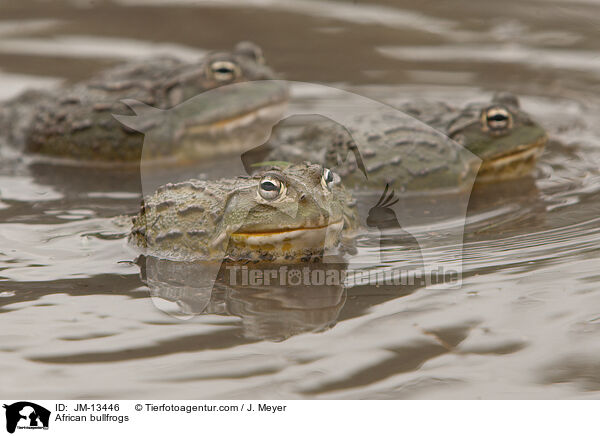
[{"x1": 1, "y1": 0, "x2": 600, "y2": 399}]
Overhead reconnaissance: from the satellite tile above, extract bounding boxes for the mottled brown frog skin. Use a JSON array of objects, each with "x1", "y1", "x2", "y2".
[
  {"x1": 130, "y1": 163, "x2": 359, "y2": 262},
  {"x1": 265, "y1": 92, "x2": 547, "y2": 192},
  {"x1": 1, "y1": 42, "x2": 287, "y2": 164}
]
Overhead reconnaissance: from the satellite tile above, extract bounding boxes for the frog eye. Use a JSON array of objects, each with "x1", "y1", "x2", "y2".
[
  {"x1": 481, "y1": 105, "x2": 513, "y2": 135},
  {"x1": 258, "y1": 176, "x2": 284, "y2": 200},
  {"x1": 321, "y1": 167, "x2": 335, "y2": 190},
  {"x1": 208, "y1": 60, "x2": 240, "y2": 82}
]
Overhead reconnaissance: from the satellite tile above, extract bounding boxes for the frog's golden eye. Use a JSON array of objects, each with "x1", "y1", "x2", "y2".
[
  {"x1": 208, "y1": 60, "x2": 240, "y2": 82},
  {"x1": 259, "y1": 176, "x2": 284, "y2": 200},
  {"x1": 481, "y1": 105, "x2": 513, "y2": 135},
  {"x1": 321, "y1": 167, "x2": 335, "y2": 190}
]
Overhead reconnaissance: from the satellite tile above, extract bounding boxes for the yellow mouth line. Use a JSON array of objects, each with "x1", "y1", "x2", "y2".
[
  {"x1": 481, "y1": 135, "x2": 548, "y2": 169},
  {"x1": 185, "y1": 100, "x2": 288, "y2": 134},
  {"x1": 232, "y1": 220, "x2": 343, "y2": 237}
]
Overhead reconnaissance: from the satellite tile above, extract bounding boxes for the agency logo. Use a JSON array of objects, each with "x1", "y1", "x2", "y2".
[{"x1": 3, "y1": 402, "x2": 50, "y2": 434}]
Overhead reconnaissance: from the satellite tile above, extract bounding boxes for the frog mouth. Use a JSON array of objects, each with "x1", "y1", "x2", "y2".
[
  {"x1": 477, "y1": 135, "x2": 548, "y2": 182},
  {"x1": 171, "y1": 98, "x2": 288, "y2": 160},
  {"x1": 230, "y1": 220, "x2": 344, "y2": 246},
  {"x1": 184, "y1": 100, "x2": 288, "y2": 136},
  {"x1": 180, "y1": 80, "x2": 290, "y2": 139}
]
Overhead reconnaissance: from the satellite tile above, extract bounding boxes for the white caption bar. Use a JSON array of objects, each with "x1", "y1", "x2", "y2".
[{"x1": 0, "y1": 400, "x2": 595, "y2": 436}]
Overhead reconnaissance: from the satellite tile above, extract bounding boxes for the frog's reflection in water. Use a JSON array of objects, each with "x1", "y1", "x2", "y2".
[{"x1": 138, "y1": 256, "x2": 348, "y2": 342}]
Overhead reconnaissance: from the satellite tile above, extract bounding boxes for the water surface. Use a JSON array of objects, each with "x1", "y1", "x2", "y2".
[{"x1": 1, "y1": 0, "x2": 600, "y2": 399}]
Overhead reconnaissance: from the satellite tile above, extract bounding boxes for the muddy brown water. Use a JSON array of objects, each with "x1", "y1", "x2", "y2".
[{"x1": 1, "y1": 0, "x2": 600, "y2": 399}]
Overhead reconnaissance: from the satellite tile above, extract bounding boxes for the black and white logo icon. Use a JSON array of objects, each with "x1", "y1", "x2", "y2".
[{"x1": 3, "y1": 402, "x2": 50, "y2": 434}]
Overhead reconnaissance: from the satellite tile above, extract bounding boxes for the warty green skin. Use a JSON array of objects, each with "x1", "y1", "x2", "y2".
[
  {"x1": 264, "y1": 93, "x2": 547, "y2": 192},
  {"x1": 1, "y1": 42, "x2": 287, "y2": 163},
  {"x1": 129, "y1": 163, "x2": 359, "y2": 262}
]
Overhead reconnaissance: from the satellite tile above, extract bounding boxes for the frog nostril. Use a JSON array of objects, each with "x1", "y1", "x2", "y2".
[{"x1": 299, "y1": 194, "x2": 306, "y2": 201}]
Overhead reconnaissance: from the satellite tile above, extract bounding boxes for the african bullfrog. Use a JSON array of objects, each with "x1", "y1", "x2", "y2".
[
  {"x1": 0, "y1": 42, "x2": 288, "y2": 164},
  {"x1": 129, "y1": 162, "x2": 359, "y2": 261},
  {"x1": 262, "y1": 92, "x2": 547, "y2": 192}
]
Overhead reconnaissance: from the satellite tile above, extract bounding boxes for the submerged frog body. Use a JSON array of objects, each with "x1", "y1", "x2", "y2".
[
  {"x1": 264, "y1": 93, "x2": 547, "y2": 191},
  {"x1": 130, "y1": 163, "x2": 359, "y2": 261},
  {"x1": 1, "y1": 42, "x2": 287, "y2": 164}
]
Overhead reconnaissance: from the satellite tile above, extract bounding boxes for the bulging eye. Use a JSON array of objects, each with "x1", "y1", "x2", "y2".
[
  {"x1": 235, "y1": 41, "x2": 266, "y2": 65},
  {"x1": 208, "y1": 60, "x2": 240, "y2": 82},
  {"x1": 259, "y1": 176, "x2": 284, "y2": 200},
  {"x1": 321, "y1": 167, "x2": 335, "y2": 190},
  {"x1": 481, "y1": 105, "x2": 513, "y2": 135}
]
